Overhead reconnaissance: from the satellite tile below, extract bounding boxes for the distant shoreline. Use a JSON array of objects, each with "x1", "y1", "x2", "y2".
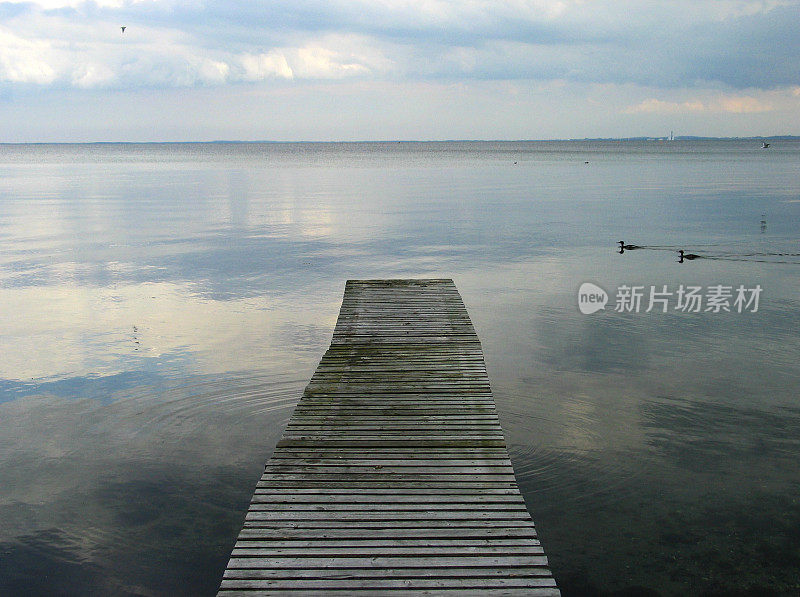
[{"x1": 1, "y1": 136, "x2": 799, "y2": 145}]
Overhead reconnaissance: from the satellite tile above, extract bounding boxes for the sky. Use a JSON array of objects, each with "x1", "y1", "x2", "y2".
[{"x1": 1, "y1": 0, "x2": 799, "y2": 141}]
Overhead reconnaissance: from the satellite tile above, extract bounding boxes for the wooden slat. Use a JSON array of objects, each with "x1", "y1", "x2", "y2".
[{"x1": 219, "y1": 279, "x2": 558, "y2": 595}]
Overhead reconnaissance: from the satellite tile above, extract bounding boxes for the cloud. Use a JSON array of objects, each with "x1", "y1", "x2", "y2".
[
  {"x1": 3, "y1": 0, "x2": 157, "y2": 7},
  {"x1": 624, "y1": 94, "x2": 774, "y2": 114},
  {"x1": 717, "y1": 95, "x2": 773, "y2": 113},
  {"x1": 2, "y1": 0, "x2": 800, "y2": 92},
  {"x1": 624, "y1": 99, "x2": 706, "y2": 114},
  {"x1": 71, "y1": 62, "x2": 116, "y2": 87},
  {"x1": 0, "y1": 5, "x2": 394, "y2": 89},
  {"x1": 239, "y1": 52, "x2": 294, "y2": 81},
  {"x1": 0, "y1": 28, "x2": 58, "y2": 85}
]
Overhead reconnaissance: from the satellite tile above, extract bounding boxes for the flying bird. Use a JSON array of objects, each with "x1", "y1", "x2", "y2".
[{"x1": 121, "y1": 26, "x2": 126, "y2": 33}]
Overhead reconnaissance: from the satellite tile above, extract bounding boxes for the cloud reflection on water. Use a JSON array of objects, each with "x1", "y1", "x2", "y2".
[{"x1": 1, "y1": 142, "x2": 800, "y2": 595}]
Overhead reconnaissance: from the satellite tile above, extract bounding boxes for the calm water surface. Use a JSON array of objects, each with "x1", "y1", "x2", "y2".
[{"x1": 1, "y1": 141, "x2": 799, "y2": 596}]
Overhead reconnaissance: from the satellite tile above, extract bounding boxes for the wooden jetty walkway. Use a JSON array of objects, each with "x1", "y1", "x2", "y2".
[{"x1": 219, "y1": 279, "x2": 559, "y2": 595}]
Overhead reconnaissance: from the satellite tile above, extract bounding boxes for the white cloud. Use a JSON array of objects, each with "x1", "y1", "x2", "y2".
[
  {"x1": 0, "y1": 28, "x2": 58, "y2": 84},
  {"x1": 4, "y1": 0, "x2": 158, "y2": 7},
  {"x1": 239, "y1": 52, "x2": 294, "y2": 81},
  {"x1": 624, "y1": 95, "x2": 774, "y2": 114},
  {"x1": 717, "y1": 95, "x2": 773, "y2": 113},
  {"x1": 0, "y1": 7, "x2": 390, "y2": 89},
  {"x1": 293, "y1": 46, "x2": 368, "y2": 78},
  {"x1": 2, "y1": 0, "x2": 800, "y2": 92},
  {"x1": 195, "y1": 57, "x2": 230, "y2": 85},
  {"x1": 624, "y1": 99, "x2": 707, "y2": 114},
  {"x1": 71, "y1": 62, "x2": 117, "y2": 87},
  {"x1": 287, "y1": 35, "x2": 391, "y2": 79},
  {"x1": 2, "y1": 0, "x2": 800, "y2": 139},
  {"x1": 366, "y1": 0, "x2": 572, "y2": 25}
]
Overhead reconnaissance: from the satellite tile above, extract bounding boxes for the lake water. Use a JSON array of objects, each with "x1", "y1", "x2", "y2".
[{"x1": 1, "y1": 140, "x2": 799, "y2": 596}]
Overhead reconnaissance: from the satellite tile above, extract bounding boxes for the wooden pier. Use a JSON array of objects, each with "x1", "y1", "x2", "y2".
[{"x1": 219, "y1": 279, "x2": 559, "y2": 595}]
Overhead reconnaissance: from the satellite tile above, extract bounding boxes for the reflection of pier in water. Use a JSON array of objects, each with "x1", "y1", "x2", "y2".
[{"x1": 218, "y1": 279, "x2": 559, "y2": 595}]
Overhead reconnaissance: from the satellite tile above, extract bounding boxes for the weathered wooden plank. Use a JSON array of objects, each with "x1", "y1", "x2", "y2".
[
  {"x1": 262, "y1": 460, "x2": 513, "y2": 467},
  {"x1": 266, "y1": 454, "x2": 512, "y2": 461},
  {"x1": 244, "y1": 511, "x2": 534, "y2": 521},
  {"x1": 287, "y1": 418, "x2": 502, "y2": 424},
  {"x1": 225, "y1": 555, "x2": 550, "y2": 568},
  {"x1": 230, "y1": 546, "x2": 546, "y2": 557},
  {"x1": 219, "y1": 578, "x2": 557, "y2": 590},
  {"x1": 219, "y1": 279, "x2": 557, "y2": 595},
  {"x1": 219, "y1": 589, "x2": 561, "y2": 596},
  {"x1": 261, "y1": 467, "x2": 516, "y2": 476},
  {"x1": 234, "y1": 527, "x2": 539, "y2": 540},
  {"x1": 223, "y1": 565, "x2": 549, "y2": 578},
  {"x1": 240, "y1": 520, "x2": 538, "y2": 529},
  {"x1": 219, "y1": 587, "x2": 561, "y2": 597},
  {"x1": 254, "y1": 483, "x2": 522, "y2": 490},
  {"x1": 250, "y1": 487, "x2": 522, "y2": 494},
  {"x1": 247, "y1": 503, "x2": 527, "y2": 512},
  {"x1": 280, "y1": 421, "x2": 501, "y2": 429},
  {"x1": 248, "y1": 494, "x2": 525, "y2": 503},
  {"x1": 233, "y1": 539, "x2": 541, "y2": 548},
  {"x1": 273, "y1": 439, "x2": 509, "y2": 448}
]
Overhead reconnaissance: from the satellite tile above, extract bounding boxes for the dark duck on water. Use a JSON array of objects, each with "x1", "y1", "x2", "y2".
[
  {"x1": 618, "y1": 240, "x2": 640, "y2": 253},
  {"x1": 678, "y1": 249, "x2": 701, "y2": 263}
]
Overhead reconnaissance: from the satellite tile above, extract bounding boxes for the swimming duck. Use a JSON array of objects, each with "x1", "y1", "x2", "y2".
[
  {"x1": 678, "y1": 249, "x2": 700, "y2": 263},
  {"x1": 618, "y1": 240, "x2": 640, "y2": 250}
]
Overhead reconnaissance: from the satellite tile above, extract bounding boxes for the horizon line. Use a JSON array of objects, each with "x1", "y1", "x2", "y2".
[{"x1": 2, "y1": 135, "x2": 799, "y2": 145}]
